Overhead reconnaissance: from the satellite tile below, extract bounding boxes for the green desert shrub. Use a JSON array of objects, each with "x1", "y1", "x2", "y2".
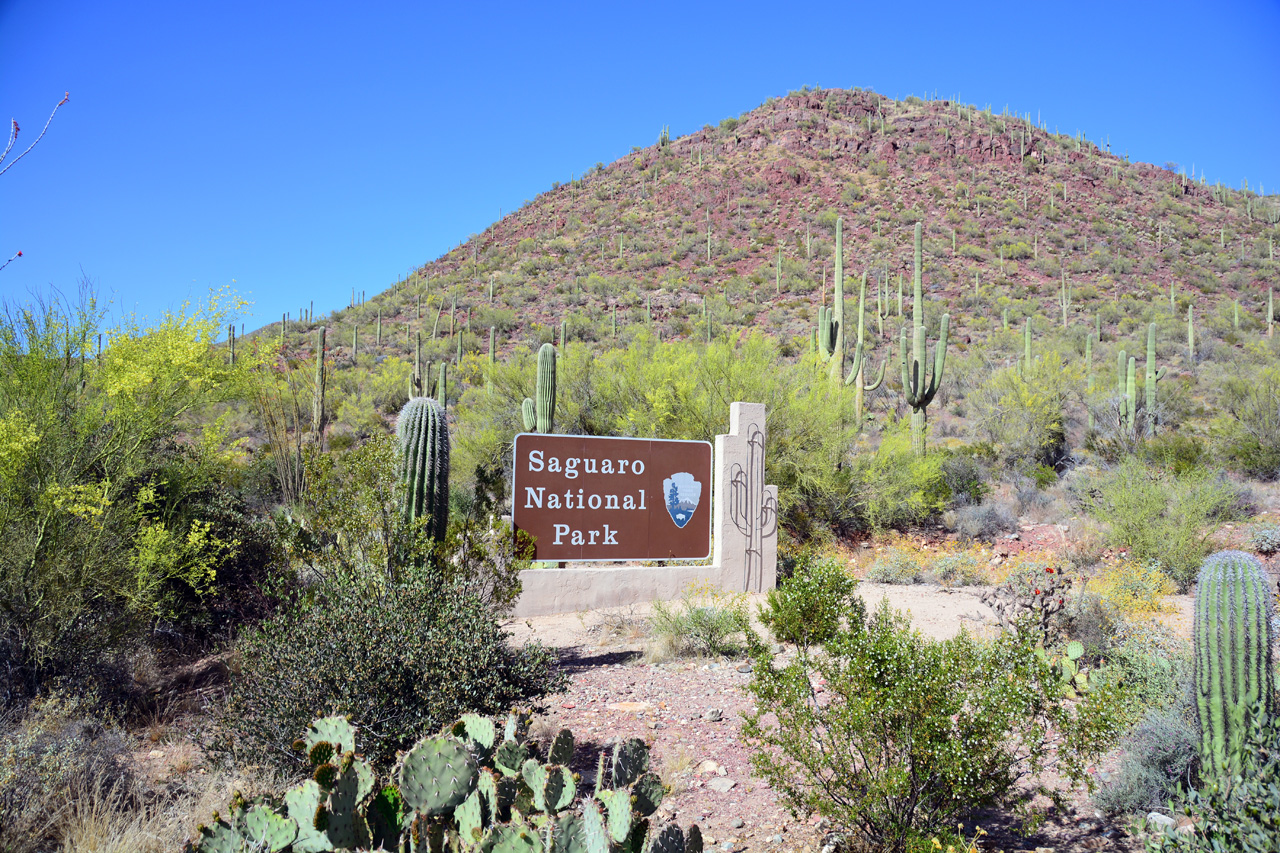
[
  {"x1": 967, "y1": 353, "x2": 1078, "y2": 468},
  {"x1": 1077, "y1": 459, "x2": 1249, "y2": 590},
  {"x1": 1095, "y1": 619, "x2": 1193, "y2": 718},
  {"x1": 1249, "y1": 522, "x2": 1280, "y2": 555},
  {"x1": 1093, "y1": 704, "x2": 1199, "y2": 817},
  {"x1": 950, "y1": 500, "x2": 1018, "y2": 542},
  {"x1": 649, "y1": 582, "x2": 750, "y2": 658},
  {"x1": 0, "y1": 691, "x2": 136, "y2": 853},
  {"x1": 759, "y1": 551, "x2": 864, "y2": 648},
  {"x1": 213, "y1": 569, "x2": 564, "y2": 772},
  {"x1": 931, "y1": 550, "x2": 990, "y2": 586},
  {"x1": 1213, "y1": 365, "x2": 1280, "y2": 478},
  {"x1": 850, "y1": 427, "x2": 952, "y2": 531},
  {"x1": 0, "y1": 289, "x2": 260, "y2": 701},
  {"x1": 865, "y1": 548, "x2": 924, "y2": 584},
  {"x1": 744, "y1": 601, "x2": 1126, "y2": 853}
]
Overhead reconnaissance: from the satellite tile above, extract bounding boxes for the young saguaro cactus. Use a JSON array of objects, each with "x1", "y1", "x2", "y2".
[
  {"x1": 396, "y1": 396, "x2": 450, "y2": 544},
  {"x1": 1194, "y1": 550, "x2": 1276, "y2": 781},
  {"x1": 899, "y1": 222, "x2": 950, "y2": 455},
  {"x1": 521, "y1": 343, "x2": 557, "y2": 434},
  {"x1": 1017, "y1": 317, "x2": 1033, "y2": 378},
  {"x1": 1187, "y1": 303, "x2": 1196, "y2": 369}
]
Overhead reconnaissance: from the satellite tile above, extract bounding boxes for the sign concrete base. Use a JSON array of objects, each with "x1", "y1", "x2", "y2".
[{"x1": 511, "y1": 403, "x2": 777, "y2": 618}]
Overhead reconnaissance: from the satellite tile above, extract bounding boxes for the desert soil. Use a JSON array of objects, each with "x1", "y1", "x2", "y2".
[{"x1": 503, "y1": 582, "x2": 1195, "y2": 853}]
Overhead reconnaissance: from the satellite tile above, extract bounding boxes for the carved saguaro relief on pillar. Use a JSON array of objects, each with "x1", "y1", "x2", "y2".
[
  {"x1": 729, "y1": 422, "x2": 777, "y2": 591},
  {"x1": 713, "y1": 402, "x2": 778, "y2": 592}
]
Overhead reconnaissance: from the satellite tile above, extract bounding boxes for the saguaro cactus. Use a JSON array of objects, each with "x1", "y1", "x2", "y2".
[
  {"x1": 876, "y1": 275, "x2": 891, "y2": 339},
  {"x1": 826, "y1": 218, "x2": 848, "y2": 385},
  {"x1": 817, "y1": 218, "x2": 844, "y2": 374},
  {"x1": 1085, "y1": 333, "x2": 1094, "y2": 430},
  {"x1": 396, "y1": 396, "x2": 450, "y2": 545},
  {"x1": 1018, "y1": 318, "x2": 1033, "y2": 378},
  {"x1": 899, "y1": 222, "x2": 950, "y2": 455},
  {"x1": 413, "y1": 331, "x2": 424, "y2": 396},
  {"x1": 1144, "y1": 322, "x2": 1166, "y2": 436},
  {"x1": 1194, "y1": 550, "x2": 1276, "y2": 780},
  {"x1": 842, "y1": 271, "x2": 886, "y2": 426},
  {"x1": 521, "y1": 343, "x2": 557, "y2": 433},
  {"x1": 312, "y1": 325, "x2": 328, "y2": 444},
  {"x1": 1188, "y1": 304, "x2": 1196, "y2": 368},
  {"x1": 487, "y1": 327, "x2": 496, "y2": 395}
]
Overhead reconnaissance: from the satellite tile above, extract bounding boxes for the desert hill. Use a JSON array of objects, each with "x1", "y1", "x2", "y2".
[{"x1": 257, "y1": 86, "x2": 1278, "y2": 394}]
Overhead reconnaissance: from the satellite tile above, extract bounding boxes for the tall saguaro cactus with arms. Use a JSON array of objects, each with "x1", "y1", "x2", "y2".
[
  {"x1": 817, "y1": 217, "x2": 845, "y2": 384},
  {"x1": 843, "y1": 271, "x2": 886, "y2": 426},
  {"x1": 899, "y1": 222, "x2": 950, "y2": 455}
]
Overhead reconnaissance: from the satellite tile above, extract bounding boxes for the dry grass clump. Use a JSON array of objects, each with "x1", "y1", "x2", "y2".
[
  {"x1": 0, "y1": 688, "x2": 289, "y2": 853},
  {"x1": 655, "y1": 744, "x2": 697, "y2": 792}
]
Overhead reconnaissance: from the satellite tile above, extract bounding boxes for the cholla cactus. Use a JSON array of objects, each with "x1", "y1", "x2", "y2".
[{"x1": 980, "y1": 564, "x2": 1073, "y2": 643}]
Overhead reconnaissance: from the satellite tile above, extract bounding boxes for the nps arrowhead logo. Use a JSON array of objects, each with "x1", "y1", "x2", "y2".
[{"x1": 662, "y1": 472, "x2": 703, "y2": 529}]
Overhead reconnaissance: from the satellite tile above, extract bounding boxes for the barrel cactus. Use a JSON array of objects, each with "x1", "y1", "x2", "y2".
[
  {"x1": 395, "y1": 397, "x2": 450, "y2": 544},
  {"x1": 1194, "y1": 550, "x2": 1276, "y2": 780}
]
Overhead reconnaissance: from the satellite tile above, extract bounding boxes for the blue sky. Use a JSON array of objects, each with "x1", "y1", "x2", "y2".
[{"x1": 2, "y1": 0, "x2": 1277, "y2": 333}]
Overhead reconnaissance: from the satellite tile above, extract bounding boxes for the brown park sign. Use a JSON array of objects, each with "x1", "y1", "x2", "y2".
[{"x1": 512, "y1": 433, "x2": 712, "y2": 562}]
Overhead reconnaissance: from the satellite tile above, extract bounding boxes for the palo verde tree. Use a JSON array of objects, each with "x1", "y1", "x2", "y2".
[{"x1": 0, "y1": 285, "x2": 258, "y2": 699}]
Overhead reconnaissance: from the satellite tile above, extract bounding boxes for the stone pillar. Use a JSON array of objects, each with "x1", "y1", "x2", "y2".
[{"x1": 712, "y1": 402, "x2": 778, "y2": 592}]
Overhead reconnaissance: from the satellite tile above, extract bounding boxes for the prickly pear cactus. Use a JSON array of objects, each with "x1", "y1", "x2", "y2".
[
  {"x1": 191, "y1": 713, "x2": 700, "y2": 853},
  {"x1": 296, "y1": 716, "x2": 356, "y2": 757},
  {"x1": 609, "y1": 737, "x2": 650, "y2": 788},
  {"x1": 396, "y1": 735, "x2": 479, "y2": 815},
  {"x1": 189, "y1": 797, "x2": 297, "y2": 853},
  {"x1": 548, "y1": 728, "x2": 574, "y2": 766}
]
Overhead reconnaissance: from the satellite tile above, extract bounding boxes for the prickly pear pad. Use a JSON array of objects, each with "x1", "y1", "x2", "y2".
[
  {"x1": 397, "y1": 735, "x2": 479, "y2": 815},
  {"x1": 302, "y1": 716, "x2": 356, "y2": 755},
  {"x1": 237, "y1": 804, "x2": 297, "y2": 852},
  {"x1": 631, "y1": 772, "x2": 664, "y2": 817}
]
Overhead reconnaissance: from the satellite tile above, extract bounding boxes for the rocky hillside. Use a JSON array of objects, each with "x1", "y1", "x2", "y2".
[{"x1": 263, "y1": 87, "x2": 1279, "y2": 373}]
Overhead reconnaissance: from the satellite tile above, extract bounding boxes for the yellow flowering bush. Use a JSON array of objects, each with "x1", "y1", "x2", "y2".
[{"x1": 1089, "y1": 558, "x2": 1176, "y2": 614}]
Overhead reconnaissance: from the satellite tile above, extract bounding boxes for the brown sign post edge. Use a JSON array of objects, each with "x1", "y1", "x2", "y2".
[{"x1": 512, "y1": 434, "x2": 713, "y2": 562}]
